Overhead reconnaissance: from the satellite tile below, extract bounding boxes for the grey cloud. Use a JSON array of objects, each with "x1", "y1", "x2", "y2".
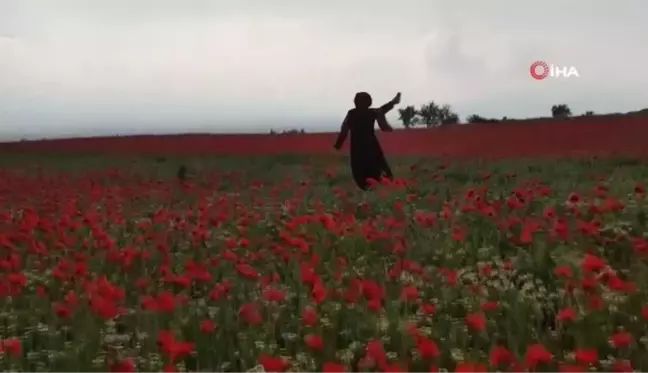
[{"x1": 0, "y1": 0, "x2": 647, "y2": 140}]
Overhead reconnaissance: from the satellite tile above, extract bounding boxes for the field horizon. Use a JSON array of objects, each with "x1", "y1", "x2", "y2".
[{"x1": 1, "y1": 112, "x2": 647, "y2": 160}]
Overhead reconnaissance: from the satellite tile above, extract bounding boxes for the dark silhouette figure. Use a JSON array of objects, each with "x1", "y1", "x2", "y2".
[
  {"x1": 334, "y1": 92, "x2": 400, "y2": 190},
  {"x1": 177, "y1": 164, "x2": 188, "y2": 182}
]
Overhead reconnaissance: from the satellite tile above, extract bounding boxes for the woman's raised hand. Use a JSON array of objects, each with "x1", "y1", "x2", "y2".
[{"x1": 392, "y1": 92, "x2": 401, "y2": 105}]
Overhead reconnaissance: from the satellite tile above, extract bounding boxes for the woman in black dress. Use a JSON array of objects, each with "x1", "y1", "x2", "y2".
[{"x1": 333, "y1": 92, "x2": 400, "y2": 190}]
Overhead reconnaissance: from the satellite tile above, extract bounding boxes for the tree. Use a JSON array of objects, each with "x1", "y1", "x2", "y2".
[
  {"x1": 466, "y1": 114, "x2": 499, "y2": 124},
  {"x1": 551, "y1": 104, "x2": 572, "y2": 119},
  {"x1": 398, "y1": 105, "x2": 418, "y2": 128},
  {"x1": 584, "y1": 111, "x2": 594, "y2": 116},
  {"x1": 417, "y1": 101, "x2": 460, "y2": 127},
  {"x1": 467, "y1": 114, "x2": 485, "y2": 123},
  {"x1": 418, "y1": 101, "x2": 440, "y2": 128},
  {"x1": 438, "y1": 104, "x2": 459, "y2": 125}
]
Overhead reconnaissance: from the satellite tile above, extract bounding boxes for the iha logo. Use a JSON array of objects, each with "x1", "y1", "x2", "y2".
[{"x1": 530, "y1": 60, "x2": 580, "y2": 80}]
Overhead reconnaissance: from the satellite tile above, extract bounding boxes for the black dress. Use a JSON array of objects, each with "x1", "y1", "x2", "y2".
[{"x1": 333, "y1": 101, "x2": 395, "y2": 190}]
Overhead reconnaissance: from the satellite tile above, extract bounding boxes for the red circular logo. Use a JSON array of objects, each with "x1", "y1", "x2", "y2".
[{"x1": 530, "y1": 61, "x2": 549, "y2": 80}]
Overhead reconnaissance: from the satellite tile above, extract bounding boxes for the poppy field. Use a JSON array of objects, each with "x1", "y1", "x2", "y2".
[{"x1": 0, "y1": 153, "x2": 647, "y2": 373}]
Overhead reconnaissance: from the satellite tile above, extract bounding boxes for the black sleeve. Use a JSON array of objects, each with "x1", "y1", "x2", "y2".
[
  {"x1": 333, "y1": 110, "x2": 352, "y2": 149},
  {"x1": 377, "y1": 101, "x2": 395, "y2": 114}
]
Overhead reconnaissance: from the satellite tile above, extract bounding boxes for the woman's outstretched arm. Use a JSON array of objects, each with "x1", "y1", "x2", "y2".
[
  {"x1": 376, "y1": 112, "x2": 394, "y2": 132},
  {"x1": 377, "y1": 101, "x2": 395, "y2": 115},
  {"x1": 333, "y1": 112, "x2": 351, "y2": 149}
]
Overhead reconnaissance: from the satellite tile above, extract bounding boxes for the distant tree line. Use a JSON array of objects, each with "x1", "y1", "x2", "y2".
[
  {"x1": 397, "y1": 102, "x2": 461, "y2": 128},
  {"x1": 269, "y1": 128, "x2": 307, "y2": 135},
  {"x1": 267, "y1": 103, "x2": 646, "y2": 134},
  {"x1": 395, "y1": 101, "x2": 645, "y2": 128}
]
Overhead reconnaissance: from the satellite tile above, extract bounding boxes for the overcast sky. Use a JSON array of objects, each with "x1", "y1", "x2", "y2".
[{"x1": 1, "y1": 0, "x2": 647, "y2": 140}]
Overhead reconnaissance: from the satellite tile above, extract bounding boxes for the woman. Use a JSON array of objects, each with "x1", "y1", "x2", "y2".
[{"x1": 333, "y1": 92, "x2": 400, "y2": 190}]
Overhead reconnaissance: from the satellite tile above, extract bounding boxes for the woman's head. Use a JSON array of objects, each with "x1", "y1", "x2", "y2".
[{"x1": 354, "y1": 92, "x2": 372, "y2": 109}]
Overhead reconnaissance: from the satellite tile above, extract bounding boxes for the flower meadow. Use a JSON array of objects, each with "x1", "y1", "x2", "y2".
[{"x1": 0, "y1": 154, "x2": 647, "y2": 372}]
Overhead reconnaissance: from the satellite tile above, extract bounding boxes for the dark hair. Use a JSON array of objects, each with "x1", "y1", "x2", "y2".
[{"x1": 354, "y1": 92, "x2": 372, "y2": 109}]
